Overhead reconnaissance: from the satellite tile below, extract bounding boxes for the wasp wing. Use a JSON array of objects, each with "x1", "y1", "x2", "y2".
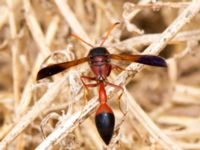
[
  {"x1": 110, "y1": 54, "x2": 167, "y2": 67},
  {"x1": 37, "y1": 57, "x2": 88, "y2": 80}
]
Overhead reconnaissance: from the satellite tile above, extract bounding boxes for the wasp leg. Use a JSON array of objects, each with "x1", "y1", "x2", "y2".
[
  {"x1": 105, "y1": 81, "x2": 127, "y2": 116},
  {"x1": 111, "y1": 64, "x2": 137, "y2": 74}
]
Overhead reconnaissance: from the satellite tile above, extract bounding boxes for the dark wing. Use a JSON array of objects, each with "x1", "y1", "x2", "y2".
[
  {"x1": 37, "y1": 57, "x2": 88, "y2": 80},
  {"x1": 110, "y1": 54, "x2": 167, "y2": 67}
]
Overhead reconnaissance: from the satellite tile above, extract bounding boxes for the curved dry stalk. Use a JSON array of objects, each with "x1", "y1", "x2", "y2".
[
  {"x1": 54, "y1": 0, "x2": 93, "y2": 50},
  {"x1": 0, "y1": 75, "x2": 68, "y2": 149},
  {"x1": 44, "y1": 15, "x2": 60, "y2": 47},
  {"x1": 112, "y1": 29, "x2": 200, "y2": 50},
  {"x1": 172, "y1": 84, "x2": 200, "y2": 105},
  {"x1": 123, "y1": 0, "x2": 152, "y2": 22},
  {"x1": 35, "y1": 97, "x2": 99, "y2": 150},
  {"x1": 7, "y1": 0, "x2": 21, "y2": 107},
  {"x1": 17, "y1": 0, "x2": 52, "y2": 117},
  {"x1": 23, "y1": 0, "x2": 50, "y2": 56},
  {"x1": 124, "y1": 89, "x2": 181, "y2": 150},
  {"x1": 6, "y1": 0, "x2": 23, "y2": 149},
  {"x1": 131, "y1": 2, "x2": 190, "y2": 9}
]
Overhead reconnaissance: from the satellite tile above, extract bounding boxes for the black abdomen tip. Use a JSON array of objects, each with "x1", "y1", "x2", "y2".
[{"x1": 95, "y1": 112, "x2": 115, "y2": 145}]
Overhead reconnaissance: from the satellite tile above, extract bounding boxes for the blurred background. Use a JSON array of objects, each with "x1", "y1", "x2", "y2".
[{"x1": 1, "y1": 0, "x2": 200, "y2": 149}]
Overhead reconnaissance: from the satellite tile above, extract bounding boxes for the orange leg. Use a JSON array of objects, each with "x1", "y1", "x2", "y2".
[
  {"x1": 74, "y1": 76, "x2": 99, "y2": 124},
  {"x1": 105, "y1": 81, "x2": 124, "y2": 92},
  {"x1": 105, "y1": 81, "x2": 127, "y2": 115},
  {"x1": 111, "y1": 64, "x2": 137, "y2": 73},
  {"x1": 80, "y1": 76, "x2": 99, "y2": 102},
  {"x1": 80, "y1": 76, "x2": 98, "y2": 89},
  {"x1": 105, "y1": 81, "x2": 124, "y2": 104}
]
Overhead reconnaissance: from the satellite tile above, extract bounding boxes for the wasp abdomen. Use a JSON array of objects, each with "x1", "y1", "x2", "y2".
[{"x1": 95, "y1": 104, "x2": 115, "y2": 145}]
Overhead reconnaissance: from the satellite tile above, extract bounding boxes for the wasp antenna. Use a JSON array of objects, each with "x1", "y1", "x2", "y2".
[
  {"x1": 99, "y1": 22, "x2": 120, "y2": 47},
  {"x1": 70, "y1": 34, "x2": 94, "y2": 48}
]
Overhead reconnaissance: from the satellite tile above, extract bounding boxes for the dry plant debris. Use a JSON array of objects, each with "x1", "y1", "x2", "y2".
[{"x1": 0, "y1": 0, "x2": 200, "y2": 149}]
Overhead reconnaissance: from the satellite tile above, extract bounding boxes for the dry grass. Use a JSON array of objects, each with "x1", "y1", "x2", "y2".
[{"x1": 0, "y1": 0, "x2": 200, "y2": 149}]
